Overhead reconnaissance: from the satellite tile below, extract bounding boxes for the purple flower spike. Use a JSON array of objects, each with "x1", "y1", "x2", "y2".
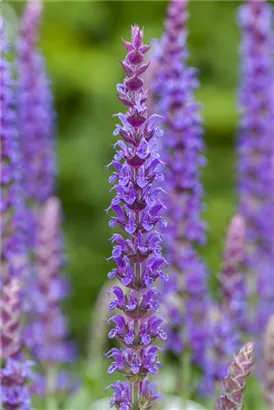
[
  {"x1": 0, "y1": 280, "x2": 34, "y2": 410},
  {"x1": 17, "y1": 0, "x2": 56, "y2": 247},
  {"x1": 208, "y1": 216, "x2": 246, "y2": 391},
  {"x1": 1, "y1": 18, "x2": 26, "y2": 283},
  {"x1": 216, "y1": 341, "x2": 255, "y2": 410},
  {"x1": 153, "y1": 0, "x2": 209, "y2": 368},
  {"x1": 237, "y1": 0, "x2": 274, "y2": 334},
  {"x1": 263, "y1": 315, "x2": 274, "y2": 406},
  {"x1": 24, "y1": 197, "x2": 74, "y2": 367},
  {"x1": 106, "y1": 25, "x2": 167, "y2": 409}
]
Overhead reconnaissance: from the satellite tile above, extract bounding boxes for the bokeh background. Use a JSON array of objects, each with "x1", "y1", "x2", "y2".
[{"x1": 8, "y1": 0, "x2": 242, "y2": 353}]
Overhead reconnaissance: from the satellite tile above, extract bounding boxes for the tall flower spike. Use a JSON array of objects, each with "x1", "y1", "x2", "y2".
[
  {"x1": 106, "y1": 25, "x2": 167, "y2": 410},
  {"x1": 216, "y1": 341, "x2": 255, "y2": 410},
  {"x1": 0, "y1": 280, "x2": 34, "y2": 410},
  {"x1": 210, "y1": 216, "x2": 247, "y2": 386},
  {"x1": 24, "y1": 198, "x2": 74, "y2": 393},
  {"x1": 17, "y1": 0, "x2": 56, "y2": 248},
  {"x1": 153, "y1": 0, "x2": 209, "y2": 366},
  {"x1": 263, "y1": 314, "x2": 274, "y2": 406},
  {"x1": 1, "y1": 17, "x2": 26, "y2": 283},
  {"x1": 237, "y1": 0, "x2": 274, "y2": 334}
]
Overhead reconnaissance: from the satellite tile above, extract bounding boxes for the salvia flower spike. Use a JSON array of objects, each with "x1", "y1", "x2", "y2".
[
  {"x1": 0, "y1": 280, "x2": 34, "y2": 410},
  {"x1": 153, "y1": 0, "x2": 209, "y2": 366},
  {"x1": 17, "y1": 0, "x2": 56, "y2": 247},
  {"x1": 263, "y1": 314, "x2": 274, "y2": 406},
  {"x1": 216, "y1": 341, "x2": 255, "y2": 410},
  {"x1": 24, "y1": 198, "x2": 74, "y2": 382},
  {"x1": 106, "y1": 25, "x2": 167, "y2": 410},
  {"x1": 0, "y1": 17, "x2": 26, "y2": 283},
  {"x1": 237, "y1": 0, "x2": 274, "y2": 334},
  {"x1": 210, "y1": 216, "x2": 247, "y2": 384}
]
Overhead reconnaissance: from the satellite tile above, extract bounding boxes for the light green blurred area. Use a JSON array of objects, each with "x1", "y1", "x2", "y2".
[{"x1": 7, "y1": 0, "x2": 241, "y2": 348}]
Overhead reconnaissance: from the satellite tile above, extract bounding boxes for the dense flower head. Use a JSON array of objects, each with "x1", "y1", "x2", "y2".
[
  {"x1": 0, "y1": 18, "x2": 26, "y2": 283},
  {"x1": 106, "y1": 25, "x2": 167, "y2": 409},
  {"x1": 152, "y1": 0, "x2": 209, "y2": 369},
  {"x1": 263, "y1": 314, "x2": 274, "y2": 406},
  {"x1": 17, "y1": 0, "x2": 56, "y2": 244},
  {"x1": 0, "y1": 280, "x2": 34, "y2": 410},
  {"x1": 216, "y1": 341, "x2": 255, "y2": 410},
  {"x1": 237, "y1": 0, "x2": 274, "y2": 334},
  {"x1": 24, "y1": 197, "x2": 74, "y2": 365}
]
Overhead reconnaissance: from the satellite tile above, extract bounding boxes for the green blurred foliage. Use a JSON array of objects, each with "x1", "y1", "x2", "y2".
[{"x1": 9, "y1": 0, "x2": 243, "y2": 350}]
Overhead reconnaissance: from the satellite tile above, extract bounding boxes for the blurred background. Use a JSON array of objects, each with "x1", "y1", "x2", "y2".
[{"x1": 7, "y1": 0, "x2": 241, "y2": 353}]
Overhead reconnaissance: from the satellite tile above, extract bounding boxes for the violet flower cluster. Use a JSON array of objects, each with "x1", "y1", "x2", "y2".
[
  {"x1": 153, "y1": 0, "x2": 209, "y2": 365},
  {"x1": 106, "y1": 25, "x2": 167, "y2": 410},
  {"x1": 210, "y1": 216, "x2": 246, "y2": 385},
  {"x1": 24, "y1": 197, "x2": 74, "y2": 393},
  {"x1": 17, "y1": 0, "x2": 56, "y2": 248},
  {"x1": 1, "y1": 17, "x2": 25, "y2": 284},
  {"x1": 237, "y1": 0, "x2": 274, "y2": 334},
  {"x1": 0, "y1": 280, "x2": 34, "y2": 410},
  {"x1": 216, "y1": 341, "x2": 255, "y2": 410}
]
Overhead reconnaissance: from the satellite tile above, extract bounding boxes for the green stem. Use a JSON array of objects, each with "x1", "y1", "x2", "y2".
[
  {"x1": 132, "y1": 381, "x2": 139, "y2": 410},
  {"x1": 181, "y1": 350, "x2": 191, "y2": 409},
  {"x1": 46, "y1": 365, "x2": 58, "y2": 410}
]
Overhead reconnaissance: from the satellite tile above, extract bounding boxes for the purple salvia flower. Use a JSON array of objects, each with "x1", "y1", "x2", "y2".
[
  {"x1": 237, "y1": 0, "x2": 274, "y2": 334},
  {"x1": 153, "y1": 0, "x2": 209, "y2": 365},
  {"x1": 216, "y1": 341, "x2": 255, "y2": 410},
  {"x1": 0, "y1": 17, "x2": 26, "y2": 283},
  {"x1": 106, "y1": 25, "x2": 167, "y2": 409},
  {"x1": 24, "y1": 197, "x2": 74, "y2": 368},
  {"x1": 263, "y1": 314, "x2": 274, "y2": 406},
  {"x1": 204, "y1": 216, "x2": 247, "y2": 397},
  {"x1": 0, "y1": 280, "x2": 34, "y2": 410},
  {"x1": 209, "y1": 216, "x2": 247, "y2": 387},
  {"x1": 17, "y1": 0, "x2": 56, "y2": 247}
]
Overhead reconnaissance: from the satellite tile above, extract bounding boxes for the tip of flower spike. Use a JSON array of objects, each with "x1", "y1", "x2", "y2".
[
  {"x1": 40, "y1": 196, "x2": 61, "y2": 226},
  {"x1": 131, "y1": 25, "x2": 144, "y2": 48},
  {"x1": 28, "y1": 0, "x2": 43, "y2": 11},
  {"x1": 21, "y1": 0, "x2": 43, "y2": 44},
  {"x1": 231, "y1": 214, "x2": 245, "y2": 232}
]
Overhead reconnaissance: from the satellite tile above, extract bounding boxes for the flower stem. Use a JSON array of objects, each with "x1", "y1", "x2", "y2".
[
  {"x1": 132, "y1": 381, "x2": 139, "y2": 410},
  {"x1": 181, "y1": 349, "x2": 191, "y2": 409},
  {"x1": 46, "y1": 365, "x2": 58, "y2": 410}
]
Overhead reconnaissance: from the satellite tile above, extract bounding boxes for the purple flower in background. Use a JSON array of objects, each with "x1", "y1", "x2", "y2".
[
  {"x1": 0, "y1": 280, "x2": 34, "y2": 410},
  {"x1": 205, "y1": 216, "x2": 246, "y2": 393},
  {"x1": 237, "y1": 0, "x2": 274, "y2": 334},
  {"x1": 0, "y1": 17, "x2": 26, "y2": 283},
  {"x1": 153, "y1": 0, "x2": 209, "y2": 366},
  {"x1": 216, "y1": 341, "x2": 255, "y2": 410},
  {"x1": 24, "y1": 198, "x2": 74, "y2": 377},
  {"x1": 106, "y1": 25, "x2": 167, "y2": 409},
  {"x1": 17, "y1": 0, "x2": 56, "y2": 248}
]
